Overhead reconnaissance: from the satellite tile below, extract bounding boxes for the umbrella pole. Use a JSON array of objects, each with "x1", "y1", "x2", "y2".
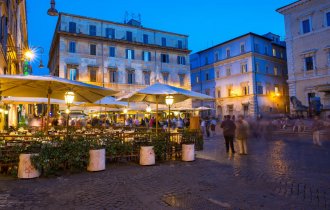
[
  {"x1": 45, "y1": 88, "x2": 51, "y2": 133},
  {"x1": 156, "y1": 95, "x2": 159, "y2": 135}
]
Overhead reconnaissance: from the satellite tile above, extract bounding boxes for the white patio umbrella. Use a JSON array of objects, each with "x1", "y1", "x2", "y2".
[
  {"x1": 118, "y1": 83, "x2": 213, "y2": 131},
  {"x1": 0, "y1": 75, "x2": 117, "y2": 131},
  {"x1": 194, "y1": 106, "x2": 215, "y2": 111},
  {"x1": 80, "y1": 96, "x2": 128, "y2": 109},
  {"x1": 2, "y1": 97, "x2": 69, "y2": 105}
]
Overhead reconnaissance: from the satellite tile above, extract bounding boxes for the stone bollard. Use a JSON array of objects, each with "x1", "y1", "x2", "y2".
[
  {"x1": 139, "y1": 146, "x2": 155, "y2": 166},
  {"x1": 18, "y1": 154, "x2": 40, "y2": 179},
  {"x1": 87, "y1": 149, "x2": 106, "y2": 172},
  {"x1": 182, "y1": 144, "x2": 195, "y2": 162}
]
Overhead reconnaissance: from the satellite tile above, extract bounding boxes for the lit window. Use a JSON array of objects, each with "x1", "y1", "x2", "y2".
[
  {"x1": 274, "y1": 85, "x2": 279, "y2": 94},
  {"x1": 196, "y1": 75, "x2": 199, "y2": 83},
  {"x1": 272, "y1": 48, "x2": 276, "y2": 57},
  {"x1": 143, "y1": 51, "x2": 151, "y2": 62},
  {"x1": 69, "y1": 69, "x2": 77, "y2": 80},
  {"x1": 274, "y1": 67, "x2": 278, "y2": 76},
  {"x1": 126, "y1": 49, "x2": 135, "y2": 60}
]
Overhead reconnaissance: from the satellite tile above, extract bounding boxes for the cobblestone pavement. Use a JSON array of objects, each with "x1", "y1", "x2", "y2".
[{"x1": 0, "y1": 131, "x2": 329, "y2": 210}]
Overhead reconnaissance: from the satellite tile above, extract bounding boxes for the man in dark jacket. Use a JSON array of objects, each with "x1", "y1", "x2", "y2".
[{"x1": 220, "y1": 115, "x2": 236, "y2": 155}]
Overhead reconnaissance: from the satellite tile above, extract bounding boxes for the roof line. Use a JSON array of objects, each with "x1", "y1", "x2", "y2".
[
  {"x1": 59, "y1": 12, "x2": 189, "y2": 37},
  {"x1": 276, "y1": 0, "x2": 310, "y2": 14},
  {"x1": 193, "y1": 32, "x2": 284, "y2": 54}
]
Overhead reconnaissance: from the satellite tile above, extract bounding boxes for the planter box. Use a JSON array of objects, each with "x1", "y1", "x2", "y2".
[
  {"x1": 139, "y1": 146, "x2": 155, "y2": 166},
  {"x1": 87, "y1": 149, "x2": 106, "y2": 172},
  {"x1": 18, "y1": 154, "x2": 40, "y2": 179},
  {"x1": 182, "y1": 144, "x2": 195, "y2": 162}
]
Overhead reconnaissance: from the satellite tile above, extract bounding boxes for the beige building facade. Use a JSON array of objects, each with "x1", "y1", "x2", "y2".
[
  {"x1": 277, "y1": 0, "x2": 330, "y2": 117},
  {"x1": 49, "y1": 13, "x2": 191, "y2": 110}
]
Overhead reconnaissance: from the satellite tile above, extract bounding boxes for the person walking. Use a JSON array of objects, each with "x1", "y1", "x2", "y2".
[
  {"x1": 200, "y1": 118, "x2": 206, "y2": 136},
  {"x1": 220, "y1": 115, "x2": 236, "y2": 156},
  {"x1": 312, "y1": 116, "x2": 323, "y2": 146},
  {"x1": 236, "y1": 115, "x2": 249, "y2": 155},
  {"x1": 210, "y1": 118, "x2": 217, "y2": 137}
]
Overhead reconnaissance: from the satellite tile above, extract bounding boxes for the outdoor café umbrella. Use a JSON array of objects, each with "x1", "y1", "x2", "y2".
[
  {"x1": 2, "y1": 97, "x2": 69, "y2": 105},
  {"x1": 118, "y1": 83, "x2": 213, "y2": 132},
  {"x1": 0, "y1": 75, "x2": 118, "y2": 131},
  {"x1": 80, "y1": 96, "x2": 128, "y2": 109}
]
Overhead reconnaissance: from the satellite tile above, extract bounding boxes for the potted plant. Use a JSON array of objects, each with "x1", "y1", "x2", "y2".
[
  {"x1": 17, "y1": 142, "x2": 42, "y2": 179},
  {"x1": 86, "y1": 138, "x2": 106, "y2": 172},
  {"x1": 139, "y1": 140, "x2": 155, "y2": 166},
  {"x1": 181, "y1": 133, "x2": 195, "y2": 162}
]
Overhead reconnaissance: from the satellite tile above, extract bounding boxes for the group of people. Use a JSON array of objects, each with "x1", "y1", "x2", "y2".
[{"x1": 124, "y1": 116, "x2": 191, "y2": 130}]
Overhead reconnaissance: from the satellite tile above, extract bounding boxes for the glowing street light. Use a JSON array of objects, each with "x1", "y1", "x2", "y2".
[
  {"x1": 24, "y1": 50, "x2": 35, "y2": 61},
  {"x1": 146, "y1": 105, "x2": 152, "y2": 113},
  {"x1": 64, "y1": 90, "x2": 75, "y2": 137},
  {"x1": 123, "y1": 108, "x2": 128, "y2": 114}
]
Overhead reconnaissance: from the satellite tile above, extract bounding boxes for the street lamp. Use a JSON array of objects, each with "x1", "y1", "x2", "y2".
[
  {"x1": 165, "y1": 95, "x2": 174, "y2": 132},
  {"x1": 146, "y1": 105, "x2": 152, "y2": 113},
  {"x1": 64, "y1": 90, "x2": 75, "y2": 137},
  {"x1": 47, "y1": 0, "x2": 59, "y2": 16}
]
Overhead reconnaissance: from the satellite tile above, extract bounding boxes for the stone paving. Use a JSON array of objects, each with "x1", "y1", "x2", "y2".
[{"x1": 0, "y1": 131, "x2": 329, "y2": 210}]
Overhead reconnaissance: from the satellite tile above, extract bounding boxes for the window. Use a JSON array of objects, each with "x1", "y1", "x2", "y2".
[
  {"x1": 89, "y1": 68, "x2": 97, "y2": 82},
  {"x1": 205, "y1": 73, "x2": 209, "y2": 81},
  {"x1": 257, "y1": 83, "x2": 263, "y2": 94},
  {"x1": 142, "y1": 51, "x2": 151, "y2": 62},
  {"x1": 305, "y1": 56, "x2": 314, "y2": 71},
  {"x1": 241, "y1": 63, "x2": 248, "y2": 73},
  {"x1": 274, "y1": 66, "x2": 278, "y2": 76},
  {"x1": 254, "y1": 44, "x2": 259, "y2": 53},
  {"x1": 90, "y1": 44, "x2": 96, "y2": 55},
  {"x1": 161, "y1": 37, "x2": 166, "y2": 47},
  {"x1": 143, "y1": 34, "x2": 148, "y2": 44},
  {"x1": 127, "y1": 71, "x2": 135, "y2": 84},
  {"x1": 69, "y1": 41, "x2": 76, "y2": 53},
  {"x1": 217, "y1": 89, "x2": 221, "y2": 98},
  {"x1": 216, "y1": 71, "x2": 220, "y2": 78},
  {"x1": 242, "y1": 85, "x2": 249, "y2": 95},
  {"x1": 109, "y1": 47, "x2": 115, "y2": 57},
  {"x1": 89, "y1": 25, "x2": 96, "y2": 36},
  {"x1": 228, "y1": 87, "x2": 232, "y2": 97},
  {"x1": 144, "y1": 73, "x2": 150, "y2": 85},
  {"x1": 179, "y1": 74, "x2": 185, "y2": 86},
  {"x1": 126, "y1": 31, "x2": 133, "y2": 41},
  {"x1": 264, "y1": 46, "x2": 268, "y2": 55},
  {"x1": 302, "y1": 19, "x2": 311, "y2": 34},
  {"x1": 215, "y1": 52, "x2": 219, "y2": 61},
  {"x1": 226, "y1": 67, "x2": 231, "y2": 76},
  {"x1": 178, "y1": 40, "x2": 183, "y2": 49},
  {"x1": 161, "y1": 54, "x2": 169, "y2": 63},
  {"x1": 105, "y1": 28, "x2": 115, "y2": 38},
  {"x1": 327, "y1": 12, "x2": 330, "y2": 27},
  {"x1": 69, "y1": 68, "x2": 78, "y2": 80},
  {"x1": 69, "y1": 22, "x2": 76, "y2": 33},
  {"x1": 205, "y1": 89, "x2": 210, "y2": 96},
  {"x1": 162, "y1": 73, "x2": 169, "y2": 84},
  {"x1": 240, "y1": 44, "x2": 245, "y2": 53},
  {"x1": 196, "y1": 75, "x2": 199, "y2": 83},
  {"x1": 109, "y1": 70, "x2": 117, "y2": 83},
  {"x1": 272, "y1": 48, "x2": 276, "y2": 57},
  {"x1": 274, "y1": 85, "x2": 279, "y2": 94},
  {"x1": 280, "y1": 51, "x2": 284, "y2": 59},
  {"x1": 226, "y1": 49, "x2": 230, "y2": 58},
  {"x1": 177, "y1": 56, "x2": 186, "y2": 65},
  {"x1": 204, "y1": 56, "x2": 209, "y2": 65},
  {"x1": 126, "y1": 49, "x2": 135, "y2": 60},
  {"x1": 255, "y1": 62, "x2": 259, "y2": 72}
]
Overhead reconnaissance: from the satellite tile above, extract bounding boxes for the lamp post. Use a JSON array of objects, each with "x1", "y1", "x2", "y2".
[
  {"x1": 165, "y1": 95, "x2": 174, "y2": 133},
  {"x1": 64, "y1": 90, "x2": 75, "y2": 138}
]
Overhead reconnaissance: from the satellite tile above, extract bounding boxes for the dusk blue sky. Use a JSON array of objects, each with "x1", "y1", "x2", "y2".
[{"x1": 27, "y1": 0, "x2": 294, "y2": 75}]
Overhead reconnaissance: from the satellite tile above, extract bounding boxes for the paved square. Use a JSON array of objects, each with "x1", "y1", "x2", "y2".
[{"x1": 0, "y1": 132, "x2": 329, "y2": 209}]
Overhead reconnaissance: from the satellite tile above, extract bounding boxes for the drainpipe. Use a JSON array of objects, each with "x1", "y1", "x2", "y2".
[
  {"x1": 101, "y1": 21, "x2": 105, "y2": 87},
  {"x1": 252, "y1": 36, "x2": 259, "y2": 118}
]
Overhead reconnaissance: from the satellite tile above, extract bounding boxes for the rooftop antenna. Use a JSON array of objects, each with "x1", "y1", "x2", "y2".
[{"x1": 124, "y1": 11, "x2": 128, "y2": 24}]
